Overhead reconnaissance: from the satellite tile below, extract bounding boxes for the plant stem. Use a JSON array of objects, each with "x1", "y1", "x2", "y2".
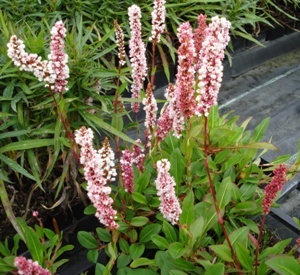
[
  {"x1": 186, "y1": 118, "x2": 192, "y2": 188},
  {"x1": 49, "y1": 90, "x2": 79, "y2": 161},
  {"x1": 0, "y1": 179, "x2": 25, "y2": 240},
  {"x1": 203, "y1": 116, "x2": 242, "y2": 273},
  {"x1": 255, "y1": 214, "x2": 266, "y2": 275}
]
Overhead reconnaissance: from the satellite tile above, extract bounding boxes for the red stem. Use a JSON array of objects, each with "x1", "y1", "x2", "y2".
[
  {"x1": 255, "y1": 214, "x2": 266, "y2": 275},
  {"x1": 203, "y1": 116, "x2": 242, "y2": 273}
]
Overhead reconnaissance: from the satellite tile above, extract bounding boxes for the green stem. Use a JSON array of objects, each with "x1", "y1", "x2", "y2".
[{"x1": 0, "y1": 179, "x2": 25, "y2": 240}]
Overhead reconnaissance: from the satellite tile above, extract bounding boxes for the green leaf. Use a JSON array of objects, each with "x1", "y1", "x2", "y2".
[
  {"x1": 259, "y1": 239, "x2": 292, "y2": 260},
  {"x1": 228, "y1": 227, "x2": 249, "y2": 248},
  {"x1": 151, "y1": 235, "x2": 169, "y2": 250},
  {"x1": 209, "y1": 244, "x2": 233, "y2": 262},
  {"x1": 130, "y1": 217, "x2": 149, "y2": 227},
  {"x1": 135, "y1": 171, "x2": 151, "y2": 193},
  {"x1": 170, "y1": 148, "x2": 184, "y2": 187},
  {"x1": 162, "y1": 221, "x2": 178, "y2": 243},
  {"x1": 0, "y1": 257, "x2": 15, "y2": 273},
  {"x1": 190, "y1": 216, "x2": 205, "y2": 248},
  {"x1": 179, "y1": 190, "x2": 194, "y2": 227},
  {"x1": 87, "y1": 249, "x2": 99, "y2": 264},
  {"x1": 77, "y1": 231, "x2": 98, "y2": 249},
  {"x1": 204, "y1": 263, "x2": 225, "y2": 275},
  {"x1": 169, "y1": 271, "x2": 188, "y2": 275},
  {"x1": 266, "y1": 255, "x2": 300, "y2": 275},
  {"x1": 117, "y1": 252, "x2": 132, "y2": 268},
  {"x1": 82, "y1": 111, "x2": 141, "y2": 147},
  {"x1": 95, "y1": 263, "x2": 106, "y2": 275},
  {"x1": 238, "y1": 217, "x2": 259, "y2": 234},
  {"x1": 119, "y1": 238, "x2": 130, "y2": 254},
  {"x1": 216, "y1": 177, "x2": 232, "y2": 209},
  {"x1": 129, "y1": 244, "x2": 145, "y2": 260},
  {"x1": 168, "y1": 242, "x2": 187, "y2": 259},
  {"x1": 236, "y1": 142, "x2": 277, "y2": 150},
  {"x1": 230, "y1": 201, "x2": 258, "y2": 214},
  {"x1": 172, "y1": 258, "x2": 195, "y2": 271},
  {"x1": 130, "y1": 258, "x2": 155, "y2": 268},
  {"x1": 24, "y1": 227, "x2": 44, "y2": 264},
  {"x1": 0, "y1": 154, "x2": 36, "y2": 181},
  {"x1": 235, "y1": 242, "x2": 253, "y2": 271},
  {"x1": 84, "y1": 204, "x2": 96, "y2": 215},
  {"x1": 139, "y1": 224, "x2": 161, "y2": 243},
  {"x1": 0, "y1": 139, "x2": 54, "y2": 153},
  {"x1": 132, "y1": 192, "x2": 148, "y2": 205},
  {"x1": 252, "y1": 117, "x2": 270, "y2": 142},
  {"x1": 96, "y1": 227, "x2": 112, "y2": 242}
]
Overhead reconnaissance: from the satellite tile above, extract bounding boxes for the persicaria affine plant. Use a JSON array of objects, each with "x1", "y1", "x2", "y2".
[{"x1": 4, "y1": 0, "x2": 300, "y2": 274}]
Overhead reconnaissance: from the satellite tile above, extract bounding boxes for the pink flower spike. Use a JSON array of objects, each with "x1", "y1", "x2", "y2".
[
  {"x1": 14, "y1": 256, "x2": 51, "y2": 275},
  {"x1": 75, "y1": 127, "x2": 119, "y2": 230},
  {"x1": 150, "y1": 0, "x2": 166, "y2": 43},
  {"x1": 195, "y1": 16, "x2": 231, "y2": 116},
  {"x1": 128, "y1": 4, "x2": 147, "y2": 113},
  {"x1": 176, "y1": 22, "x2": 196, "y2": 118},
  {"x1": 143, "y1": 84, "x2": 158, "y2": 141},
  {"x1": 166, "y1": 83, "x2": 185, "y2": 138},
  {"x1": 155, "y1": 159, "x2": 182, "y2": 225},
  {"x1": 132, "y1": 139, "x2": 145, "y2": 171},
  {"x1": 193, "y1": 14, "x2": 208, "y2": 71},
  {"x1": 48, "y1": 20, "x2": 69, "y2": 93},
  {"x1": 156, "y1": 104, "x2": 173, "y2": 142},
  {"x1": 262, "y1": 164, "x2": 287, "y2": 214},
  {"x1": 120, "y1": 149, "x2": 134, "y2": 193}
]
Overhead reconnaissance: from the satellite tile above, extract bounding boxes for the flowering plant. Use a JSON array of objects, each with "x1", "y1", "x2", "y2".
[{"x1": 2, "y1": 0, "x2": 300, "y2": 274}]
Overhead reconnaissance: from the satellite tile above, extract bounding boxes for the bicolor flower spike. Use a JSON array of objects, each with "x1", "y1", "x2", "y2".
[
  {"x1": 155, "y1": 159, "x2": 182, "y2": 225},
  {"x1": 7, "y1": 21, "x2": 69, "y2": 93},
  {"x1": 75, "y1": 127, "x2": 118, "y2": 230}
]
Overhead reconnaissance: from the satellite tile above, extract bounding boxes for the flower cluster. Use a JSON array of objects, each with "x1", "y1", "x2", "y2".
[
  {"x1": 14, "y1": 256, "x2": 51, "y2": 275},
  {"x1": 120, "y1": 140, "x2": 145, "y2": 192},
  {"x1": 47, "y1": 20, "x2": 69, "y2": 93},
  {"x1": 7, "y1": 21, "x2": 69, "y2": 93},
  {"x1": 176, "y1": 22, "x2": 196, "y2": 118},
  {"x1": 195, "y1": 16, "x2": 231, "y2": 116},
  {"x1": 193, "y1": 14, "x2": 208, "y2": 71},
  {"x1": 114, "y1": 20, "x2": 126, "y2": 67},
  {"x1": 143, "y1": 84, "x2": 158, "y2": 141},
  {"x1": 128, "y1": 5, "x2": 148, "y2": 113},
  {"x1": 155, "y1": 159, "x2": 182, "y2": 225},
  {"x1": 149, "y1": 0, "x2": 166, "y2": 43},
  {"x1": 75, "y1": 127, "x2": 118, "y2": 230},
  {"x1": 262, "y1": 164, "x2": 287, "y2": 214},
  {"x1": 7, "y1": 35, "x2": 49, "y2": 82}
]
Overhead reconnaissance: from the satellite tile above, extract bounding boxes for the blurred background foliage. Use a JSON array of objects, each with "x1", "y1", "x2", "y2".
[{"x1": 0, "y1": 0, "x2": 299, "y2": 219}]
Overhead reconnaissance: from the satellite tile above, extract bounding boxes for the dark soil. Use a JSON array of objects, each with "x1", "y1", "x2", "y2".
[{"x1": 0, "y1": 180, "x2": 86, "y2": 244}]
